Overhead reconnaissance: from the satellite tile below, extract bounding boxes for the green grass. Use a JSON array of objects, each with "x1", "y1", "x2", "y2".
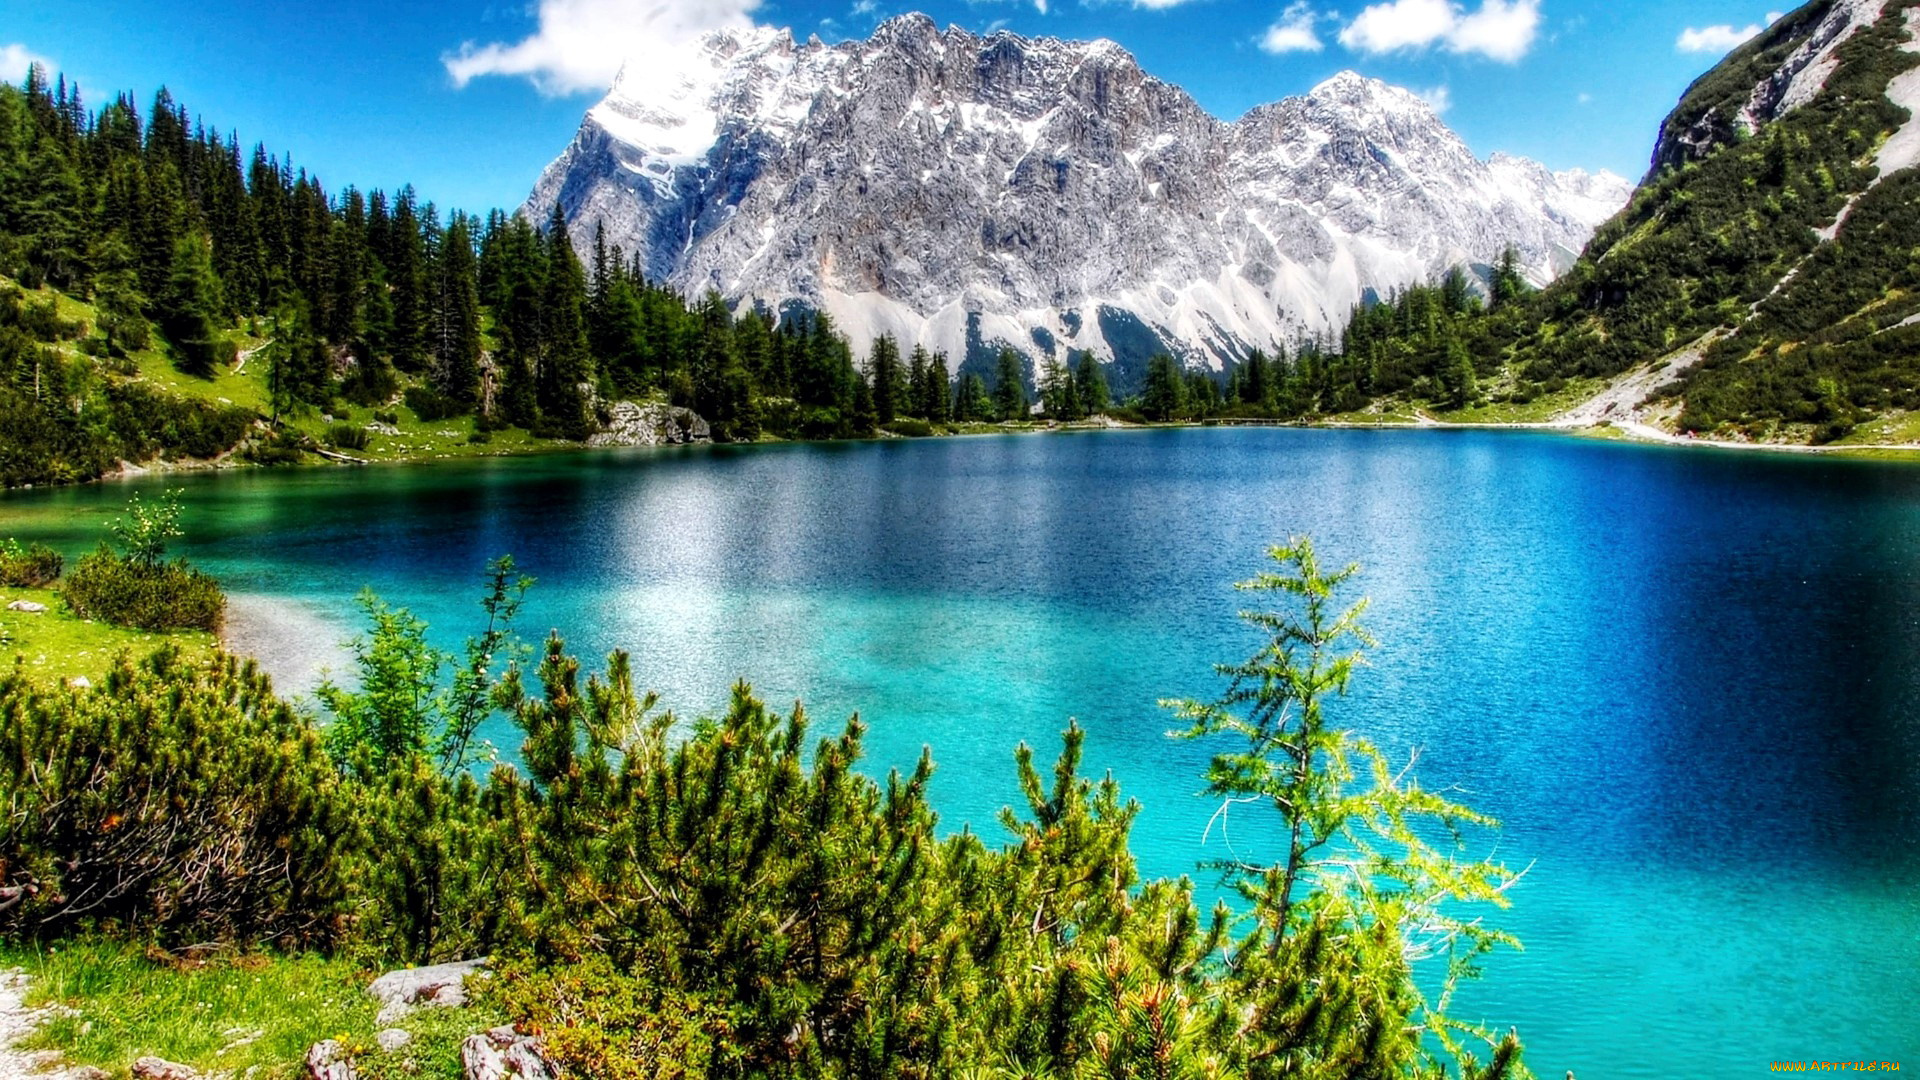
[
  {"x1": 1833, "y1": 409, "x2": 1920, "y2": 446},
  {"x1": 0, "y1": 586, "x2": 212, "y2": 684},
  {"x1": 1436, "y1": 377, "x2": 1605, "y2": 424},
  {"x1": 1, "y1": 939, "x2": 493, "y2": 1079}
]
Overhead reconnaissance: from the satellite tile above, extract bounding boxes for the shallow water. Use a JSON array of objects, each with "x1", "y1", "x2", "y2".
[{"x1": 4, "y1": 427, "x2": 1917, "y2": 1075}]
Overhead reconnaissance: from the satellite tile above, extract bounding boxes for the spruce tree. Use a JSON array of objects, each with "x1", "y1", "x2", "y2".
[
  {"x1": 868, "y1": 334, "x2": 905, "y2": 425},
  {"x1": 536, "y1": 205, "x2": 592, "y2": 439},
  {"x1": 991, "y1": 348, "x2": 1027, "y2": 421},
  {"x1": 432, "y1": 212, "x2": 482, "y2": 410},
  {"x1": 161, "y1": 233, "x2": 226, "y2": 377}
]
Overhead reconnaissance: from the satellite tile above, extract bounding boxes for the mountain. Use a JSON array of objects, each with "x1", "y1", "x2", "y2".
[
  {"x1": 1499, "y1": 0, "x2": 1920, "y2": 441},
  {"x1": 526, "y1": 15, "x2": 1627, "y2": 388}
]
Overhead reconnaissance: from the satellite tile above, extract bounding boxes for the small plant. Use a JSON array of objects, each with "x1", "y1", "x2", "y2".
[
  {"x1": 108, "y1": 490, "x2": 184, "y2": 570},
  {"x1": 0, "y1": 540, "x2": 62, "y2": 587},
  {"x1": 372, "y1": 409, "x2": 399, "y2": 427},
  {"x1": 326, "y1": 423, "x2": 369, "y2": 451},
  {"x1": 467, "y1": 428, "x2": 491, "y2": 445}
]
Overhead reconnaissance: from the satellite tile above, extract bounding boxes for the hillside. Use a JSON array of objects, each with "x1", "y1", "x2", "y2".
[{"x1": 1525, "y1": 0, "x2": 1920, "y2": 442}]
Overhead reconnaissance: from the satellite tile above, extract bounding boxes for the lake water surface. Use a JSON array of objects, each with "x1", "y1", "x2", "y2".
[{"x1": 3, "y1": 427, "x2": 1917, "y2": 1076}]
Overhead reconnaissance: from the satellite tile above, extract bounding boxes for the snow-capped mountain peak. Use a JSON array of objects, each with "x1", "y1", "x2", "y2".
[{"x1": 527, "y1": 17, "x2": 1630, "y2": 386}]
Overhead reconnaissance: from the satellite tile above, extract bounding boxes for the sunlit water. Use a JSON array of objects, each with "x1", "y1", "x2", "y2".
[{"x1": 3, "y1": 427, "x2": 1916, "y2": 1075}]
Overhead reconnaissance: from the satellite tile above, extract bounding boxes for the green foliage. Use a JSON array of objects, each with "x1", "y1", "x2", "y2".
[
  {"x1": 0, "y1": 538, "x2": 1531, "y2": 1078},
  {"x1": 992, "y1": 347, "x2": 1030, "y2": 421},
  {"x1": 62, "y1": 545, "x2": 225, "y2": 632},
  {"x1": 108, "y1": 488, "x2": 183, "y2": 569},
  {"x1": 0, "y1": 538, "x2": 61, "y2": 587},
  {"x1": 60, "y1": 490, "x2": 224, "y2": 632},
  {"x1": 0, "y1": 648, "x2": 349, "y2": 945},
  {"x1": 483, "y1": 954, "x2": 725, "y2": 1079},
  {"x1": 1166, "y1": 539, "x2": 1524, "y2": 1080},
  {"x1": 325, "y1": 422, "x2": 369, "y2": 451}
]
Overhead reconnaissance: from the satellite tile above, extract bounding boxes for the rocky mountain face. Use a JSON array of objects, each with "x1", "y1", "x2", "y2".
[{"x1": 527, "y1": 13, "x2": 1628, "y2": 385}]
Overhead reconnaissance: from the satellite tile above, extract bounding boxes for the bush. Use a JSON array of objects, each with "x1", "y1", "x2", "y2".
[
  {"x1": 403, "y1": 386, "x2": 461, "y2": 422},
  {"x1": 0, "y1": 649, "x2": 350, "y2": 945},
  {"x1": 63, "y1": 546, "x2": 225, "y2": 632},
  {"x1": 372, "y1": 409, "x2": 399, "y2": 427},
  {"x1": 883, "y1": 417, "x2": 933, "y2": 437},
  {"x1": 0, "y1": 540, "x2": 61, "y2": 586},
  {"x1": 483, "y1": 955, "x2": 722, "y2": 1080},
  {"x1": 326, "y1": 423, "x2": 369, "y2": 451},
  {"x1": 466, "y1": 428, "x2": 491, "y2": 445},
  {"x1": 242, "y1": 429, "x2": 309, "y2": 466}
]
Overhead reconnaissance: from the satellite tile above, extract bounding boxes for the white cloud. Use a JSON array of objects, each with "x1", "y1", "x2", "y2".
[
  {"x1": 851, "y1": 0, "x2": 878, "y2": 14},
  {"x1": 1577, "y1": 90, "x2": 1592, "y2": 104},
  {"x1": 1446, "y1": 0, "x2": 1539, "y2": 61},
  {"x1": 1417, "y1": 84, "x2": 1452, "y2": 112},
  {"x1": 1132, "y1": 0, "x2": 1200, "y2": 9},
  {"x1": 1337, "y1": 0, "x2": 1540, "y2": 62},
  {"x1": 1260, "y1": 2, "x2": 1325, "y2": 53},
  {"x1": 0, "y1": 43, "x2": 54, "y2": 83},
  {"x1": 1675, "y1": 22, "x2": 1761, "y2": 53},
  {"x1": 444, "y1": 0, "x2": 765, "y2": 97}
]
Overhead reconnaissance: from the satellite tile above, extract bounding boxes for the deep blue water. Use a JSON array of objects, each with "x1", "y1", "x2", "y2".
[{"x1": 4, "y1": 427, "x2": 1917, "y2": 1075}]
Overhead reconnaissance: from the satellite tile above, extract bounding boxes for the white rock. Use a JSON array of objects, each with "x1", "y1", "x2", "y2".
[
  {"x1": 5, "y1": 601, "x2": 47, "y2": 614},
  {"x1": 367, "y1": 957, "x2": 488, "y2": 1027},
  {"x1": 375, "y1": 1028, "x2": 412, "y2": 1053},
  {"x1": 303, "y1": 1039, "x2": 355, "y2": 1080}
]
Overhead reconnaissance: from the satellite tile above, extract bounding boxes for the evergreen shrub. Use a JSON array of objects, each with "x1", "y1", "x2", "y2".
[{"x1": 0, "y1": 540, "x2": 61, "y2": 586}]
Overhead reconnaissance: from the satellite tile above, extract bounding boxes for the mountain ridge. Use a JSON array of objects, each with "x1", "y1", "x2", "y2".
[{"x1": 526, "y1": 14, "x2": 1628, "y2": 388}]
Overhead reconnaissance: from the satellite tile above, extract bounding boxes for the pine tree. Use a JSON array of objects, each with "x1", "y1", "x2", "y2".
[
  {"x1": 1140, "y1": 354, "x2": 1187, "y2": 421},
  {"x1": 1073, "y1": 350, "x2": 1108, "y2": 416},
  {"x1": 991, "y1": 348, "x2": 1027, "y2": 421},
  {"x1": 432, "y1": 212, "x2": 482, "y2": 410},
  {"x1": 922, "y1": 350, "x2": 951, "y2": 423},
  {"x1": 536, "y1": 205, "x2": 592, "y2": 439},
  {"x1": 161, "y1": 233, "x2": 226, "y2": 377},
  {"x1": 867, "y1": 335, "x2": 905, "y2": 425}
]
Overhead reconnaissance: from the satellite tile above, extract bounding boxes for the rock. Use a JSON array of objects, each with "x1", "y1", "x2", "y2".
[
  {"x1": 67, "y1": 676, "x2": 90, "y2": 690},
  {"x1": 461, "y1": 1025, "x2": 557, "y2": 1080},
  {"x1": 375, "y1": 1028, "x2": 412, "y2": 1053},
  {"x1": 368, "y1": 957, "x2": 488, "y2": 1027},
  {"x1": 586, "y1": 402, "x2": 712, "y2": 447},
  {"x1": 304, "y1": 1039, "x2": 355, "y2": 1080},
  {"x1": 5, "y1": 601, "x2": 47, "y2": 613},
  {"x1": 131, "y1": 1059, "x2": 202, "y2": 1080},
  {"x1": 63, "y1": 1068, "x2": 110, "y2": 1080}
]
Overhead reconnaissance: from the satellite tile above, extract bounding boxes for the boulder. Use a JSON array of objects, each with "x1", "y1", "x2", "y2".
[
  {"x1": 5, "y1": 600, "x2": 47, "y2": 613},
  {"x1": 587, "y1": 402, "x2": 713, "y2": 447},
  {"x1": 375, "y1": 1028, "x2": 413, "y2": 1053},
  {"x1": 304, "y1": 1039, "x2": 356, "y2": 1080},
  {"x1": 461, "y1": 1024, "x2": 557, "y2": 1080},
  {"x1": 368, "y1": 957, "x2": 488, "y2": 1027}
]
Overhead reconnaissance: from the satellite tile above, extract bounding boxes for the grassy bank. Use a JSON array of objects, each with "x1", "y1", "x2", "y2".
[
  {"x1": 1, "y1": 939, "x2": 489, "y2": 1079},
  {"x1": 0, "y1": 586, "x2": 213, "y2": 684}
]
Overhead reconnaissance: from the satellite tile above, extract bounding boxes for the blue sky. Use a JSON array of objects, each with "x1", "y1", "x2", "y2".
[{"x1": 3, "y1": 0, "x2": 1791, "y2": 215}]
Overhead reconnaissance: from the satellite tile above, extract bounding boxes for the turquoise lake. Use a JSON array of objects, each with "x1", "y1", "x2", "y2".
[{"x1": 3, "y1": 426, "x2": 1916, "y2": 1075}]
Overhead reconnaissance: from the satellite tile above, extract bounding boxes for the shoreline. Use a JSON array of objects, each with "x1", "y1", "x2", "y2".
[
  {"x1": 14, "y1": 408, "x2": 1920, "y2": 496},
  {"x1": 220, "y1": 593, "x2": 354, "y2": 699}
]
